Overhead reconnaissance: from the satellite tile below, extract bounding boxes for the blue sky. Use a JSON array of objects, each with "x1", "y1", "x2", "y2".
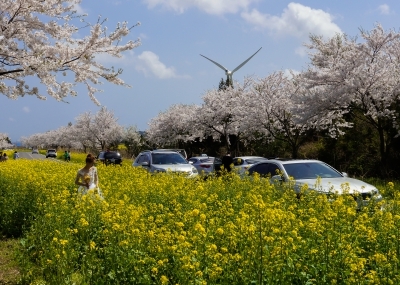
[{"x1": 1, "y1": 0, "x2": 399, "y2": 142}]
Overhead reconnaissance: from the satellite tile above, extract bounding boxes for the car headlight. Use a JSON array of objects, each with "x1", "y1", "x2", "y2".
[{"x1": 192, "y1": 167, "x2": 198, "y2": 173}]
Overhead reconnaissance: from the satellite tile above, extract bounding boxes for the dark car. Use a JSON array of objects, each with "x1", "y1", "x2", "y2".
[{"x1": 98, "y1": 151, "x2": 122, "y2": 166}]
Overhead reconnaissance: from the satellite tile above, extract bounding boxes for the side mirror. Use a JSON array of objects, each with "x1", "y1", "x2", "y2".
[
  {"x1": 141, "y1": 161, "x2": 150, "y2": 167},
  {"x1": 188, "y1": 161, "x2": 193, "y2": 164},
  {"x1": 342, "y1": 172, "x2": 348, "y2": 177}
]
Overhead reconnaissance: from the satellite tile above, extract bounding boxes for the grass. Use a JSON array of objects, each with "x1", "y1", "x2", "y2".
[{"x1": 0, "y1": 238, "x2": 20, "y2": 284}]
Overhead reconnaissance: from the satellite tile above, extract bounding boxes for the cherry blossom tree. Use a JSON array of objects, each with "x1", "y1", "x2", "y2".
[
  {"x1": 0, "y1": 133, "x2": 13, "y2": 149},
  {"x1": 121, "y1": 125, "x2": 143, "y2": 157},
  {"x1": 92, "y1": 107, "x2": 124, "y2": 149},
  {"x1": 195, "y1": 81, "x2": 251, "y2": 151},
  {"x1": 75, "y1": 107, "x2": 124, "y2": 150},
  {"x1": 0, "y1": 0, "x2": 141, "y2": 104},
  {"x1": 244, "y1": 71, "x2": 317, "y2": 158},
  {"x1": 301, "y1": 24, "x2": 400, "y2": 164},
  {"x1": 73, "y1": 111, "x2": 94, "y2": 152},
  {"x1": 22, "y1": 107, "x2": 124, "y2": 151},
  {"x1": 146, "y1": 104, "x2": 201, "y2": 146}
]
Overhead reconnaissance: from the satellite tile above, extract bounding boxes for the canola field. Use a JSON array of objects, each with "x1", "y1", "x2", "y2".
[{"x1": 0, "y1": 158, "x2": 399, "y2": 284}]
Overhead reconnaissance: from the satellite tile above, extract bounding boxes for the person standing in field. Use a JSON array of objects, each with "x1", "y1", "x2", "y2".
[
  {"x1": 75, "y1": 154, "x2": 102, "y2": 198},
  {"x1": 64, "y1": 151, "x2": 69, "y2": 161},
  {"x1": 221, "y1": 151, "x2": 233, "y2": 173},
  {"x1": 13, "y1": 151, "x2": 19, "y2": 159}
]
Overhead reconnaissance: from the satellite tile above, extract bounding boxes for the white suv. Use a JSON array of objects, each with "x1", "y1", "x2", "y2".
[
  {"x1": 132, "y1": 150, "x2": 198, "y2": 177},
  {"x1": 45, "y1": 149, "x2": 57, "y2": 158}
]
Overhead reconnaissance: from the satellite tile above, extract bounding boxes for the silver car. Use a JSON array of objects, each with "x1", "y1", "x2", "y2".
[
  {"x1": 247, "y1": 159, "x2": 382, "y2": 207},
  {"x1": 133, "y1": 150, "x2": 198, "y2": 178},
  {"x1": 233, "y1": 156, "x2": 268, "y2": 174},
  {"x1": 188, "y1": 156, "x2": 222, "y2": 176}
]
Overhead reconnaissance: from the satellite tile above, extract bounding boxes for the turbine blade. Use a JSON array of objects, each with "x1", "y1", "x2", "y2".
[
  {"x1": 200, "y1": 54, "x2": 228, "y2": 72},
  {"x1": 231, "y1": 47, "x2": 262, "y2": 74}
]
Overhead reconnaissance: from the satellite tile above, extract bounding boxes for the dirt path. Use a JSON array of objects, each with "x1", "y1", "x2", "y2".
[{"x1": 0, "y1": 238, "x2": 20, "y2": 285}]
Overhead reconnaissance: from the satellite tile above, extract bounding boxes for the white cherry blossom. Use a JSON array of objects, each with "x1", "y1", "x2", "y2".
[{"x1": 0, "y1": 0, "x2": 140, "y2": 104}]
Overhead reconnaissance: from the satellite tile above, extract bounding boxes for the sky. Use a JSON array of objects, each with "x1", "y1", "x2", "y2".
[{"x1": 1, "y1": 0, "x2": 400, "y2": 143}]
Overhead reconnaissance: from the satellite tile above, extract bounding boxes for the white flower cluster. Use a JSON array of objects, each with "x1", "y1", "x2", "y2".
[{"x1": 0, "y1": 0, "x2": 140, "y2": 104}]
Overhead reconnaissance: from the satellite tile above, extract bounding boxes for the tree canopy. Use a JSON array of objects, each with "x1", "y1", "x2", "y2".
[{"x1": 0, "y1": 0, "x2": 140, "y2": 104}]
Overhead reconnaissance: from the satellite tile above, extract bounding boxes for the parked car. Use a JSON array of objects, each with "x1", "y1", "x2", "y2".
[
  {"x1": 247, "y1": 159, "x2": 382, "y2": 208},
  {"x1": 133, "y1": 150, "x2": 198, "y2": 177},
  {"x1": 188, "y1": 155, "x2": 222, "y2": 176},
  {"x1": 97, "y1": 151, "x2": 122, "y2": 165},
  {"x1": 233, "y1": 156, "x2": 268, "y2": 174},
  {"x1": 45, "y1": 149, "x2": 57, "y2": 158},
  {"x1": 32, "y1": 148, "x2": 39, "y2": 154}
]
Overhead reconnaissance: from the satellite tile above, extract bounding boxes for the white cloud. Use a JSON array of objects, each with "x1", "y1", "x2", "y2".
[
  {"x1": 283, "y1": 69, "x2": 300, "y2": 79},
  {"x1": 241, "y1": 2, "x2": 342, "y2": 39},
  {"x1": 143, "y1": 0, "x2": 258, "y2": 15},
  {"x1": 136, "y1": 51, "x2": 188, "y2": 79},
  {"x1": 22, "y1": 107, "x2": 30, "y2": 113},
  {"x1": 73, "y1": 3, "x2": 86, "y2": 15},
  {"x1": 378, "y1": 4, "x2": 390, "y2": 15},
  {"x1": 295, "y1": 46, "x2": 308, "y2": 57},
  {"x1": 95, "y1": 51, "x2": 136, "y2": 65}
]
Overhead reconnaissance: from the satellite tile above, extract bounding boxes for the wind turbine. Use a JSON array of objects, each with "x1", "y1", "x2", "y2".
[{"x1": 200, "y1": 47, "x2": 262, "y2": 87}]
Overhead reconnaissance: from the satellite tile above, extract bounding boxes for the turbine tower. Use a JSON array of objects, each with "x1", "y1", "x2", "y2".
[{"x1": 200, "y1": 47, "x2": 262, "y2": 87}]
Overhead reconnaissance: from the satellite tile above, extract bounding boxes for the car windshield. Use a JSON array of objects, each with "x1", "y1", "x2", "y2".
[
  {"x1": 199, "y1": 158, "x2": 214, "y2": 163},
  {"x1": 246, "y1": 158, "x2": 267, "y2": 164},
  {"x1": 104, "y1": 152, "x2": 120, "y2": 159},
  {"x1": 283, "y1": 162, "x2": 343, "y2": 180},
  {"x1": 152, "y1": 153, "x2": 188, "y2": 165}
]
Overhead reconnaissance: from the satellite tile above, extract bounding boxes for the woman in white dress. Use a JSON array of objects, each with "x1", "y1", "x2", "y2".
[{"x1": 75, "y1": 154, "x2": 102, "y2": 197}]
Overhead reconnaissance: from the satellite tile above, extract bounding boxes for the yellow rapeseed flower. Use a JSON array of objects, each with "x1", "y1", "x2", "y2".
[
  {"x1": 160, "y1": 275, "x2": 169, "y2": 284},
  {"x1": 79, "y1": 218, "x2": 89, "y2": 227}
]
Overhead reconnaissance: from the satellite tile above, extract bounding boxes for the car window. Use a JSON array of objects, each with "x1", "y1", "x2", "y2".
[
  {"x1": 249, "y1": 163, "x2": 280, "y2": 177},
  {"x1": 104, "y1": 151, "x2": 120, "y2": 159},
  {"x1": 283, "y1": 162, "x2": 342, "y2": 179},
  {"x1": 140, "y1": 154, "x2": 150, "y2": 164},
  {"x1": 152, "y1": 153, "x2": 188, "y2": 164},
  {"x1": 233, "y1": 158, "x2": 244, "y2": 166}
]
